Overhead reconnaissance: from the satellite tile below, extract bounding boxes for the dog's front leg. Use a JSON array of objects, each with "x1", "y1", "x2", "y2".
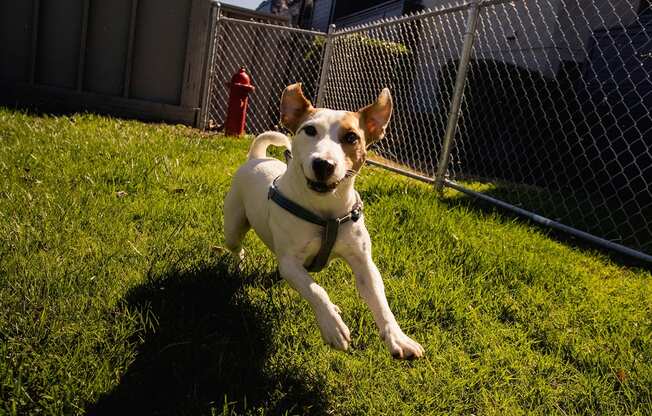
[
  {"x1": 278, "y1": 256, "x2": 351, "y2": 350},
  {"x1": 344, "y1": 249, "x2": 425, "y2": 360}
]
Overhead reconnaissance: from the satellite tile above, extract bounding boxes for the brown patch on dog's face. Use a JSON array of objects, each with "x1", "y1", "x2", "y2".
[
  {"x1": 280, "y1": 83, "x2": 316, "y2": 133},
  {"x1": 338, "y1": 112, "x2": 367, "y2": 173},
  {"x1": 334, "y1": 89, "x2": 393, "y2": 174}
]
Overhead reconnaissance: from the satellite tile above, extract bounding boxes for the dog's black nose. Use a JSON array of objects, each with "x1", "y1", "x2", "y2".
[{"x1": 312, "y1": 158, "x2": 335, "y2": 181}]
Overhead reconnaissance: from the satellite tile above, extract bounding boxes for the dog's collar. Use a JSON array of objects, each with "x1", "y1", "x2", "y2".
[{"x1": 268, "y1": 176, "x2": 363, "y2": 272}]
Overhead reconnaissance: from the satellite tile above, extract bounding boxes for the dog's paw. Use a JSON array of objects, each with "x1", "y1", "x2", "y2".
[
  {"x1": 383, "y1": 326, "x2": 425, "y2": 360},
  {"x1": 316, "y1": 304, "x2": 351, "y2": 351},
  {"x1": 229, "y1": 248, "x2": 245, "y2": 271}
]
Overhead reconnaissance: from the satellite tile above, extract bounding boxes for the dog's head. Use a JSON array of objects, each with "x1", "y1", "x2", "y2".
[{"x1": 280, "y1": 83, "x2": 392, "y2": 194}]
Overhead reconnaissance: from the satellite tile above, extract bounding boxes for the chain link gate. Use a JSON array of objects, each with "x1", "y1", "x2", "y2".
[
  {"x1": 199, "y1": 9, "x2": 326, "y2": 133},
  {"x1": 201, "y1": 0, "x2": 652, "y2": 263}
]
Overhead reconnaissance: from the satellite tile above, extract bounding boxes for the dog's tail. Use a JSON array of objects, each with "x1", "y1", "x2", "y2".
[{"x1": 247, "y1": 131, "x2": 291, "y2": 160}]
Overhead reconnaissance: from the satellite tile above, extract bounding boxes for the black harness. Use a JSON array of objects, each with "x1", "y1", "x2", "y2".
[{"x1": 268, "y1": 151, "x2": 363, "y2": 272}]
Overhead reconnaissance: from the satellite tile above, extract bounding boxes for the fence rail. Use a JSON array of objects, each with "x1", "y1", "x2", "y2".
[{"x1": 202, "y1": 0, "x2": 652, "y2": 262}]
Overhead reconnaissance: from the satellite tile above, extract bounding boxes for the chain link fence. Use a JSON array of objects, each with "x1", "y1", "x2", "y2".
[
  {"x1": 320, "y1": 5, "x2": 469, "y2": 178},
  {"x1": 201, "y1": 16, "x2": 325, "y2": 133},
  {"x1": 202, "y1": 0, "x2": 651, "y2": 261},
  {"x1": 450, "y1": 0, "x2": 652, "y2": 257}
]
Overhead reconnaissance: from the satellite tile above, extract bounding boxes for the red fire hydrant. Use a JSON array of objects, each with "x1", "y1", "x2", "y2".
[{"x1": 224, "y1": 67, "x2": 255, "y2": 136}]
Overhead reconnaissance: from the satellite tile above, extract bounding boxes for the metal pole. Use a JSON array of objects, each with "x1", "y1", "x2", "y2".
[
  {"x1": 442, "y1": 179, "x2": 652, "y2": 264},
  {"x1": 198, "y1": 2, "x2": 221, "y2": 129},
  {"x1": 434, "y1": 0, "x2": 482, "y2": 191},
  {"x1": 315, "y1": 24, "x2": 336, "y2": 108},
  {"x1": 331, "y1": 0, "x2": 501, "y2": 38},
  {"x1": 219, "y1": 15, "x2": 326, "y2": 36},
  {"x1": 367, "y1": 159, "x2": 434, "y2": 183}
]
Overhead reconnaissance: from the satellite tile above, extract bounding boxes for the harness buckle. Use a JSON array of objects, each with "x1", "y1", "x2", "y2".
[{"x1": 351, "y1": 208, "x2": 361, "y2": 222}]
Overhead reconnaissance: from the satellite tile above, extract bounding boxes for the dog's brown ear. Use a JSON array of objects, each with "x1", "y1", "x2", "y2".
[
  {"x1": 359, "y1": 88, "x2": 393, "y2": 146},
  {"x1": 280, "y1": 83, "x2": 314, "y2": 133}
]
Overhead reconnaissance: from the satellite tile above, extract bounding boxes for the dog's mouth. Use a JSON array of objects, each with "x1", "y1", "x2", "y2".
[
  {"x1": 306, "y1": 178, "x2": 338, "y2": 193},
  {"x1": 305, "y1": 169, "x2": 358, "y2": 194}
]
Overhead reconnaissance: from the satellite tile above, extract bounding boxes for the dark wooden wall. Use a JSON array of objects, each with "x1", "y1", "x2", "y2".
[{"x1": 0, "y1": 0, "x2": 212, "y2": 125}]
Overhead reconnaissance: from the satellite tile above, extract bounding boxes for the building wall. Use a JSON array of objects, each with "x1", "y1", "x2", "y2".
[
  {"x1": 553, "y1": 0, "x2": 641, "y2": 63},
  {"x1": 408, "y1": 0, "x2": 645, "y2": 114},
  {"x1": 334, "y1": 0, "x2": 404, "y2": 27},
  {"x1": 312, "y1": 0, "x2": 334, "y2": 31},
  {"x1": 310, "y1": 0, "x2": 409, "y2": 30},
  {"x1": 421, "y1": 0, "x2": 644, "y2": 75},
  {"x1": 257, "y1": 1, "x2": 272, "y2": 13}
]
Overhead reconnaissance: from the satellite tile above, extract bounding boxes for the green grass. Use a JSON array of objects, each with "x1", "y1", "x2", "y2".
[{"x1": 0, "y1": 108, "x2": 650, "y2": 415}]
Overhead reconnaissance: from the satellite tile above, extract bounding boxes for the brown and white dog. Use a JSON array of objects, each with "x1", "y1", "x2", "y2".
[{"x1": 223, "y1": 83, "x2": 424, "y2": 359}]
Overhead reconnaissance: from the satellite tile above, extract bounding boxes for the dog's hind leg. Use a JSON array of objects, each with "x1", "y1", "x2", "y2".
[{"x1": 223, "y1": 188, "x2": 250, "y2": 263}]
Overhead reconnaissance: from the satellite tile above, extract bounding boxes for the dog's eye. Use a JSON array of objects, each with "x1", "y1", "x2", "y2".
[
  {"x1": 342, "y1": 132, "x2": 359, "y2": 144},
  {"x1": 302, "y1": 125, "x2": 317, "y2": 136}
]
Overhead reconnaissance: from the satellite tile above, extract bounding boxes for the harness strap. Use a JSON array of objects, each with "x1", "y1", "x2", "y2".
[
  {"x1": 309, "y1": 219, "x2": 340, "y2": 272},
  {"x1": 268, "y1": 184, "x2": 327, "y2": 227},
  {"x1": 268, "y1": 177, "x2": 362, "y2": 272}
]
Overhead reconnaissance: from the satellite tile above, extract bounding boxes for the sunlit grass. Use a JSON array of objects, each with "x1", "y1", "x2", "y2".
[{"x1": 1, "y1": 108, "x2": 650, "y2": 415}]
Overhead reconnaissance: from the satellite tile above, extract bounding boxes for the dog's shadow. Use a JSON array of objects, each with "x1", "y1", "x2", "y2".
[{"x1": 88, "y1": 258, "x2": 329, "y2": 415}]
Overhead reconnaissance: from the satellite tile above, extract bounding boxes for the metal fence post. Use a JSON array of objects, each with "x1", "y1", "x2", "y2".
[
  {"x1": 198, "y1": 1, "x2": 222, "y2": 129},
  {"x1": 316, "y1": 24, "x2": 336, "y2": 108},
  {"x1": 434, "y1": 0, "x2": 482, "y2": 191}
]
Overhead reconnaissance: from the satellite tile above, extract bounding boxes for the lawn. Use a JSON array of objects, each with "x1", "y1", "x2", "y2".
[{"x1": 0, "y1": 108, "x2": 650, "y2": 415}]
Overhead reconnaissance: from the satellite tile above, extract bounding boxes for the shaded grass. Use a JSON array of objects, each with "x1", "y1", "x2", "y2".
[
  {"x1": 0, "y1": 108, "x2": 650, "y2": 415},
  {"x1": 448, "y1": 178, "x2": 652, "y2": 256}
]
